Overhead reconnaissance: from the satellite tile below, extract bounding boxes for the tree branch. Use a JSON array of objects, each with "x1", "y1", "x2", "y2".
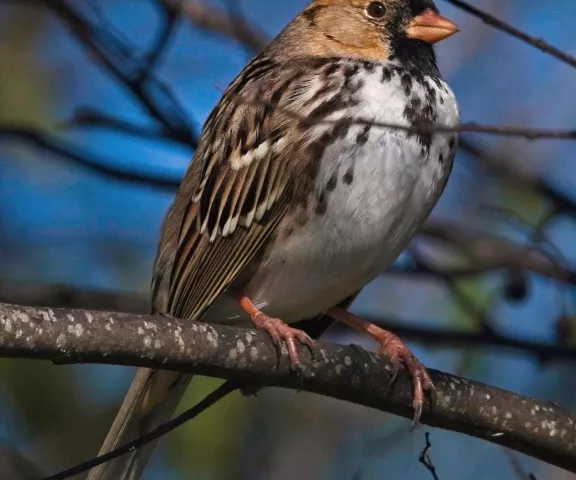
[
  {"x1": 0, "y1": 279, "x2": 149, "y2": 313},
  {"x1": 0, "y1": 302, "x2": 574, "y2": 473},
  {"x1": 419, "y1": 222, "x2": 576, "y2": 285},
  {"x1": 170, "y1": 0, "x2": 269, "y2": 53},
  {"x1": 444, "y1": 0, "x2": 576, "y2": 70},
  {"x1": 40, "y1": 0, "x2": 198, "y2": 146},
  {"x1": 460, "y1": 139, "x2": 576, "y2": 218},
  {"x1": 0, "y1": 127, "x2": 181, "y2": 191},
  {"x1": 57, "y1": 108, "x2": 186, "y2": 144},
  {"x1": 43, "y1": 381, "x2": 239, "y2": 480},
  {"x1": 2, "y1": 280, "x2": 575, "y2": 362}
]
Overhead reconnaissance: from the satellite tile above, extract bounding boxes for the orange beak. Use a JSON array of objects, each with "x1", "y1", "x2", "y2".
[{"x1": 405, "y1": 10, "x2": 459, "y2": 44}]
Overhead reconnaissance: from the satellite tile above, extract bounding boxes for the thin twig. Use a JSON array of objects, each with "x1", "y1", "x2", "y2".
[
  {"x1": 443, "y1": 0, "x2": 576, "y2": 70},
  {"x1": 459, "y1": 139, "x2": 576, "y2": 217},
  {"x1": 412, "y1": 252, "x2": 498, "y2": 335},
  {"x1": 57, "y1": 108, "x2": 185, "y2": 143},
  {"x1": 324, "y1": 119, "x2": 576, "y2": 140},
  {"x1": 502, "y1": 449, "x2": 539, "y2": 480},
  {"x1": 171, "y1": 0, "x2": 269, "y2": 53},
  {"x1": 42, "y1": 381, "x2": 239, "y2": 480},
  {"x1": 0, "y1": 127, "x2": 182, "y2": 191},
  {"x1": 44, "y1": 0, "x2": 198, "y2": 146},
  {"x1": 140, "y1": 0, "x2": 180, "y2": 78},
  {"x1": 236, "y1": 94, "x2": 576, "y2": 140},
  {"x1": 419, "y1": 433, "x2": 440, "y2": 480}
]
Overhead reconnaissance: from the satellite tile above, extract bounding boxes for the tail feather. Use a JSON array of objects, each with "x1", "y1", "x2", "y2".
[
  {"x1": 89, "y1": 293, "x2": 360, "y2": 479},
  {"x1": 87, "y1": 368, "x2": 192, "y2": 480}
]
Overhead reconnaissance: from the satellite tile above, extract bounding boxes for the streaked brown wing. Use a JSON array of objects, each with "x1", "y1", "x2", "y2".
[{"x1": 151, "y1": 55, "x2": 350, "y2": 321}]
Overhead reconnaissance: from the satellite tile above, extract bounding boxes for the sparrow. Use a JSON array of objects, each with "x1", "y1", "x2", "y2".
[{"x1": 88, "y1": 1, "x2": 459, "y2": 478}]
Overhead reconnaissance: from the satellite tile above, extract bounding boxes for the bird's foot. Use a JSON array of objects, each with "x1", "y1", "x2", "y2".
[
  {"x1": 236, "y1": 293, "x2": 314, "y2": 370},
  {"x1": 327, "y1": 307, "x2": 435, "y2": 427},
  {"x1": 251, "y1": 312, "x2": 314, "y2": 370},
  {"x1": 375, "y1": 330, "x2": 436, "y2": 427}
]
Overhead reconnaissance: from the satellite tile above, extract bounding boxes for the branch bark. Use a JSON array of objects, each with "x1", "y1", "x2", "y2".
[
  {"x1": 0, "y1": 302, "x2": 574, "y2": 473},
  {"x1": 2, "y1": 280, "x2": 576, "y2": 362}
]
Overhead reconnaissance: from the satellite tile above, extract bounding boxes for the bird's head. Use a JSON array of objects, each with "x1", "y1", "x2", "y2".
[{"x1": 271, "y1": 0, "x2": 459, "y2": 65}]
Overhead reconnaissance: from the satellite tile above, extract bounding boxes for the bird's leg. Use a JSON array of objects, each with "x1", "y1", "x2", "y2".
[
  {"x1": 236, "y1": 294, "x2": 314, "y2": 370},
  {"x1": 327, "y1": 307, "x2": 435, "y2": 426}
]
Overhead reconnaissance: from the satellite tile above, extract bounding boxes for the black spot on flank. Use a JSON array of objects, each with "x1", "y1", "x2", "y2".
[
  {"x1": 413, "y1": 122, "x2": 433, "y2": 154},
  {"x1": 343, "y1": 63, "x2": 360, "y2": 79},
  {"x1": 307, "y1": 131, "x2": 334, "y2": 166},
  {"x1": 356, "y1": 125, "x2": 371, "y2": 146},
  {"x1": 352, "y1": 78, "x2": 365, "y2": 92},
  {"x1": 381, "y1": 67, "x2": 392, "y2": 83},
  {"x1": 449, "y1": 137, "x2": 456, "y2": 149},
  {"x1": 326, "y1": 171, "x2": 338, "y2": 192},
  {"x1": 423, "y1": 83, "x2": 437, "y2": 104},
  {"x1": 422, "y1": 105, "x2": 434, "y2": 117},
  {"x1": 439, "y1": 153, "x2": 444, "y2": 164},
  {"x1": 409, "y1": 97, "x2": 422, "y2": 110},
  {"x1": 332, "y1": 120, "x2": 350, "y2": 139},
  {"x1": 404, "y1": 101, "x2": 435, "y2": 155},
  {"x1": 315, "y1": 192, "x2": 327, "y2": 215},
  {"x1": 362, "y1": 61, "x2": 375, "y2": 72},
  {"x1": 343, "y1": 166, "x2": 354, "y2": 185},
  {"x1": 401, "y1": 74, "x2": 413, "y2": 96},
  {"x1": 343, "y1": 63, "x2": 362, "y2": 92}
]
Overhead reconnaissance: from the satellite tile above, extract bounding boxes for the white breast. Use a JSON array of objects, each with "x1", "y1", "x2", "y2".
[{"x1": 205, "y1": 63, "x2": 460, "y2": 324}]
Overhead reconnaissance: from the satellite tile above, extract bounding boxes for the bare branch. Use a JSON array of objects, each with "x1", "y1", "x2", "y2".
[
  {"x1": 140, "y1": 0, "x2": 180, "y2": 78},
  {"x1": 235, "y1": 94, "x2": 576, "y2": 140},
  {"x1": 43, "y1": 381, "x2": 238, "y2": 480},
  {"x1": 57, "y1": 108, "x2": 186, "y2": 144},
  {"x1": 460, "y1": 139, "x2": 576, "y2": 218},
  {"x1": 40, "y1": 0, "x2": 198, "y2": 146},
  {"x1": 0, "y1": 279, "x2": 149, "y2": 314},
  {"x1": 2, "y1": 279, "x2": 576, "y2": 362},
  {"x1": 419, "y1": 222, "x2": 576, "y2": 285},
  {"x1": 0, "y1": 127, "x2": 181, "y2": 191},
  {"x1": 444, "y1": 0, "x2": 576, "y2": 70},
  {"x1": 0, "y1": 301, "x2": 575, "y2": 474},
  {"x1": 419, "y1": 433, "x2": 440, "y2": 480},
  {"x1": 366, "y1": 315, "x2": 576, "y2": 364},
  {"x1": 171, "y1": 0, "x2": 269, "y2": 53}
]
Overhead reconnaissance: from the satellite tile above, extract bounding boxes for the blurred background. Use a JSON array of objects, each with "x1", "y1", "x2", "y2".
[{"x1": 0, "y1": 0, "x2": 575, "y2": 479}]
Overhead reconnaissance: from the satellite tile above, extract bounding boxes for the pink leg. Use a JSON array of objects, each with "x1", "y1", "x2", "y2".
[
  {"x1": 327, "y1": 307, "x2": 435, "y2": 426},
  {"x1": 237, "y1": 294, "x2": 314, "y2": 370}
]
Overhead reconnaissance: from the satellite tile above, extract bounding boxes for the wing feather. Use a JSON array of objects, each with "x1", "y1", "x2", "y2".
[{"x1": 152, "y1": 55, "x2": 352, "y2": 321}]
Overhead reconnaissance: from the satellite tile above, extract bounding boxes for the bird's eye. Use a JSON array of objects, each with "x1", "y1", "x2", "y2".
[{"x1": 366, "y1": 1, "x2": 386, "y2": 19}]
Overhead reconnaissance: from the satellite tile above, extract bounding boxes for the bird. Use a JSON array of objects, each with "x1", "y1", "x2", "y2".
[{"x1": 88, "y1": 0, "x2": 459, "y2": 478}]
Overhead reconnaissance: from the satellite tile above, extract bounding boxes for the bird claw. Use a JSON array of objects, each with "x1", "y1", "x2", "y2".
[
  {"x1": 377, "y1": 333, "x2": 436, "y2": 427},
  {"x1": 251, "y1": 312, "x2": 315, "y2": 370}
]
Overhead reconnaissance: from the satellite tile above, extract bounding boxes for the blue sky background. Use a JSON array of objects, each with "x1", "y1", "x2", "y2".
[{"x1": 1, "y1": 0, "x2": 576, "y2": 479}]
